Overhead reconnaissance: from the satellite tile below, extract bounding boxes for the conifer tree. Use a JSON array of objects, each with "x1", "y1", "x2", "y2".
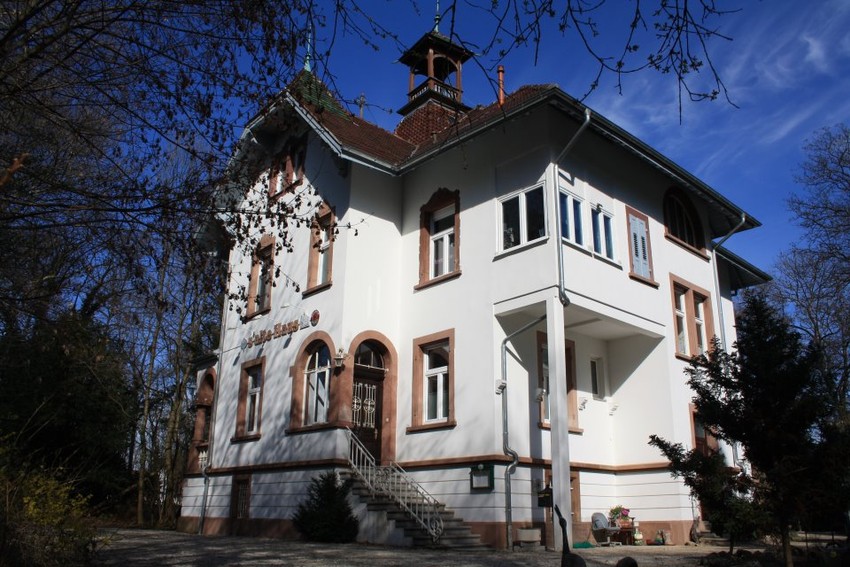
[{"x1": 654, "y1": 291, "x2": 834, "y2": 567}]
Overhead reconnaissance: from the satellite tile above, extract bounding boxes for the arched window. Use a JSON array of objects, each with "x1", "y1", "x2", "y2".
[
  {"x1": 304, "y1": 342, "x2": 331, "y2": 425},
  {"x1": 663, "y1": 189, "x2": 704, "y2": 251},
  {"x1": 354, "y1": 341, "x2": 384, "y2": 371}
]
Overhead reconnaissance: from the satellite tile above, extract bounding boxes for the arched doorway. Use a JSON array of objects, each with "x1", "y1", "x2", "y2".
[{"x1": 351, "y1": 340, "x2": 386, "y2": 460}]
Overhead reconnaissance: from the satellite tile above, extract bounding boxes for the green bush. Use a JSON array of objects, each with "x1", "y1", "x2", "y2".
[
  {"x1": 292, "y1": 471, "x2": 359, "y2": 543},
  {"x1": 1, "y1": 462, "x2": 95, "y2": 567}
]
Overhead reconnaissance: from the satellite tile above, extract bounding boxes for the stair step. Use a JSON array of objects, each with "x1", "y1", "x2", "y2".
[{"x1": 344, "y1": 465, "x2": 486, "y2": 549}]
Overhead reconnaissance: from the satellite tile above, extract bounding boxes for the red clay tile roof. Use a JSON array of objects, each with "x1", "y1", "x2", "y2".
[{"x1": 292, "y1": 73, "x2": 557, "y2": 170}]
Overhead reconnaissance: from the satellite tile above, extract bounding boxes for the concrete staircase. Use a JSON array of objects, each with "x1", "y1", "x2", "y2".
[{"x1": 342, "y1": 470, "x2": 488, "y2": 549}]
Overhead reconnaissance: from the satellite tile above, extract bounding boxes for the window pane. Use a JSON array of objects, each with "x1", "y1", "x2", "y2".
[
  {"x1": 502, "y1": 197, "x2": 520, "y2": 249},
  {"x1": 442, "y1": 372, "x2": 449, "y2": 419},
  {"x1": 433, "y1": 236, "x2": 445, "y2": 277},
  {"x1": 592, "y1": 209, "x2": 601, "y2": 254},
  {"x1": 525, "y1": 187, "x2": 545, "y2": 242},
  {"x1": 559, "y1": 193, "x2": 569, "y2": 239},
  {"x1": 427, "y1": 375, "x2": 438, "y2": 420},
  {"x1": 572, "y1": 199, "x2": 583, "y2": 244},
  {"x1": 433, "y1": 209, "x2": 454, "y2": 233},
  {"x1": 591, "y1": 360, "x2": 599, "y2": 397},
  {"x1": 604, "y1": 215, "x2": 613, "y2": 259}
]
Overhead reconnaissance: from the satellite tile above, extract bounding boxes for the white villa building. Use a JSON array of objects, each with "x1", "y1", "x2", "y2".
[{"x1": 178, "y1": 26, "x2": 769, "y2": 549}]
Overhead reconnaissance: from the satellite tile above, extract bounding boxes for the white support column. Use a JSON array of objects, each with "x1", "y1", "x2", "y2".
[{"x1": 546, "y1": 295, "x2": 571, "y2": 550}]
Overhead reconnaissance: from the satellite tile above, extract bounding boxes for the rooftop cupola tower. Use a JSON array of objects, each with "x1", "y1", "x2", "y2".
[{"x1": 396, "y1": 17, "x2": 473, "y2": 117}]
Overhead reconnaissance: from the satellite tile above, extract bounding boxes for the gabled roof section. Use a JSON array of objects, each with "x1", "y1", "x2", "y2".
[{"x1": 236, "y1": 71, "x2": 760, "y2": 239}]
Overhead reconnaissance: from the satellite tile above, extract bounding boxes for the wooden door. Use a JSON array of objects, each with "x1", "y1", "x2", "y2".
[{"x1": 352, "y1": 373, "x2": 382, "y2": 461}]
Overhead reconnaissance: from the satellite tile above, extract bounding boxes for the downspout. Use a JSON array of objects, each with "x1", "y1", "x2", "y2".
[
  {"x1": 500, "y1": 108, "x2": 591, "y2": 550},
  {"x1": 555, "y1": 108, "x2": 592, "y2": 306},
  {"x1": 710, "y1": 212, "x2": 746, "y2": 468},
  {"x1": 500, "y1": 314, "x2": 546, "y2": 550},
  {"x1": 711, "y1": 213, "x2": 746, "y2": 351}
]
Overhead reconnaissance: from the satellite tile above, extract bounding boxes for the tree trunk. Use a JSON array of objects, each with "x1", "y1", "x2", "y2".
[
  {"x1": 780, "y1": 524, "x2": 794, "y2": 567},
  {"x1": 136, "y1": 245, "x2": 170, "y2": 527}
]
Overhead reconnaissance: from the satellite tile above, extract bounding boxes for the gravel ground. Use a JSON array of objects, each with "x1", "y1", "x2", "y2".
[{"x1": 91, "y1": 528, "x2": 739, "y2": 567}]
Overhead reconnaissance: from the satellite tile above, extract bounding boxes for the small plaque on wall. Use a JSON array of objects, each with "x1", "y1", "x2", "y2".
[{"x1": 469, "y1": 463, "x2": 494, "y2": 491}]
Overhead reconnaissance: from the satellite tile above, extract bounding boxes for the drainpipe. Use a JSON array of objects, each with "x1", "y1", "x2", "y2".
[
  {"x1": 711, "y1": 213, "x2": 746, "y2": 351},
  {"x1": 500, "y1": 314, "x2": 546, "y2": 550},
  {"x1": 710, "y1": 212, "x2": 746, "y2": 468},
  {"x1": 499, "y1": 108, "x2": 592, "y2": 550},
  {"x1": 555, "y1": 108, "x2": 591, "y2": 307}
]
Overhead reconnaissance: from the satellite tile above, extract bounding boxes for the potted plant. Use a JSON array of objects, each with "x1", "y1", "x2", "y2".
[{"x1": 609, "y1": 505, "x2": 632, "y2": 527}]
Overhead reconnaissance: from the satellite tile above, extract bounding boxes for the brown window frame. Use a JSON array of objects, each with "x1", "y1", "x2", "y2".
[
  {"x1": 670, "y1": 275, "x2": 715, "y2": 360},
  {"x1": 625, "y1": 205, "x2": 658, "y2": 287},
  {"x1": 416, "y1": 188, "x2": 461, "y2": 290},
  {"x1": 246, "y1": 235, "x2": 274, "y2": 319},
  {"x1": 269, "y1": 134, "x2": 307, "y2": 199},
  {"x1": 233, "y1": 357, "x2": 264, "y2": 442},
  {"x1": 408, "y1": 329, "x2": 456, "y2": 432},
  {"x1": 663, "y1": 188, "x2": 707, "y2": 256},
  {"x1": 304, "y1": 201, "x2": 334, "y2": 295},
  {"x1": 536, "y1": 333, "x2": 580, "y2": 432}
]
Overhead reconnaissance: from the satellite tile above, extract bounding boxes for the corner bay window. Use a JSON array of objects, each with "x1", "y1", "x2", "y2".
[
  {"x1": 501, "y1": 185, "x2": 545, "y2": 250},
  {"x1": 410, "y1": 329, "x2": 455, "y2": 430},
  {"x1": 559, "y1": 191, "x2": 584, "y2": 246},
  {"x1": 591, "y1": 206, "x2": 614, "y2": 260}
]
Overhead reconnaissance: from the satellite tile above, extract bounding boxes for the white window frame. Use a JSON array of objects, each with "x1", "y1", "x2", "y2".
[
  {"x1": 245, "y1": 366, "x2": 262, "y2": 433},
  {"x1": 591, "y1": 205, "x2": 615, "y2": 260},
  {"x1": 559, "y1": 190, "x2": 584, "y2": 246},
  {"x1": 500, "y1": 184, "x2": 547, "y2": 251},
  {"x1": 305, "y1": 346, "x2": 331, "y2": 425},
  {"x1": 424, "y1": 343, "x2": 450, "y2": 423},
  {"x1": 430, "y1": 205, "x2": 455, "y2": 277},
  {"x1": 694, "y1": 295, "x2": 708, "y2": 355},
  {"x1": 316, "y1": 222, "x2": 332, "y2": 286},
  {"x1": 674, "y1": 286, "x2": 689, "y2": 355}
]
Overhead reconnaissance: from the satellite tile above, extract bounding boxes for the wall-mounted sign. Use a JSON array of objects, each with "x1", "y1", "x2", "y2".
[{"x1": 244, "y1": 310, "x2": 320, "y2": 348}]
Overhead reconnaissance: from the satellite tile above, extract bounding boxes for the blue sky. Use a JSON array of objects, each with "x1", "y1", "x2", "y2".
[{"x1": 312, "y1": 0, "x2": 850, "y2": 276}]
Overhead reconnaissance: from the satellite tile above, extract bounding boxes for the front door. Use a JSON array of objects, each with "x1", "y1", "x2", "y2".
[{"x1": 352, "y1": 373, "x2": 382, "y2": 460}]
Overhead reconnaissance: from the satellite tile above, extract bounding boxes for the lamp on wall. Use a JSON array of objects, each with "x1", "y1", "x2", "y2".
[{"x1": 333, "y1": 348, "x2": 348, "y2": 369}]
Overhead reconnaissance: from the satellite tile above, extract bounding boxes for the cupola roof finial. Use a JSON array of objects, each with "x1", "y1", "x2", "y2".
[{"x1": 434, "y1": 0, "x2": 440, "y2": 33}]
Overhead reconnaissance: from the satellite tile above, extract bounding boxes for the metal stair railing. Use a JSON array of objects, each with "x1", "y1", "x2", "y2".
[{"x1": 346, "y1": 428, "x2": 444, "y2": 542}]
